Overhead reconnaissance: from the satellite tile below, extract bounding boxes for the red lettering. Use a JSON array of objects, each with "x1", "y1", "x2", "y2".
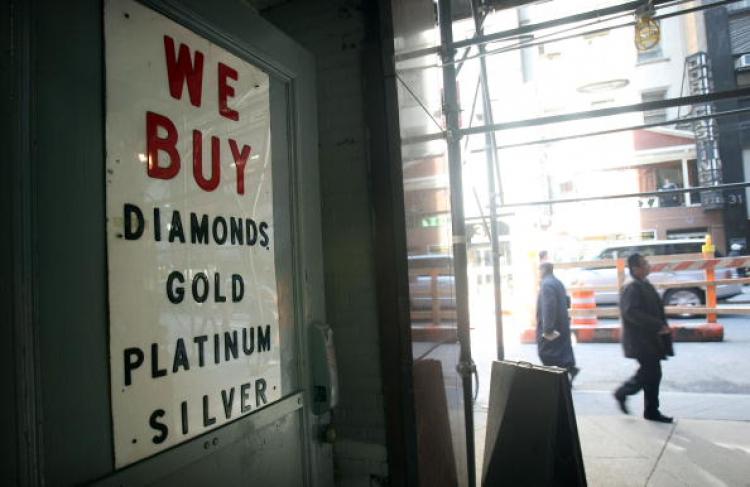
[
  {"x1": 218, "y1": 63, "x2": 239, "y2": 121},
  {"x1": 192, "y1": 130, "x2": 221, "y2": 191},
  {"x1": 146, "y1": 112, "x2": 180, "y2": 180},
  {"x1": 163, "y1": 35, "x2": 204, "y2": 107},
  {"x1": 228, "y1": 139, "x2": 252, "y2": 195}
]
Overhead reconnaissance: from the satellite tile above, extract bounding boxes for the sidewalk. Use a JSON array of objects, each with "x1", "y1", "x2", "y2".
[
  {"x1": 474, "y1": 391, "x2": 750, "y2": 486},
  {"x1": 579, "y1": 415, "x2": 750, "y2": 486}
]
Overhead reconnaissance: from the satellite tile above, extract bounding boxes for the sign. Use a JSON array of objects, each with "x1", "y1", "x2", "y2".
[
  {"x1": 686, "y1": 52, "x2": 724, "y2": 209},
  {"x1": 105, "y1": 0, "x2": 280, "y2": 467}
]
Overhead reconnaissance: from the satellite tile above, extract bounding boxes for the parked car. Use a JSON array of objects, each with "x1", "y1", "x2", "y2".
[{"x1": 564, "y1": 239, "x2": 742, "y2": 308}]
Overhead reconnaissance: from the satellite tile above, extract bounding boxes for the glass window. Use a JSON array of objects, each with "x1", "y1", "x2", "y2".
[
  {"x1": 641, "y1": 89, "x2": 668, "y2": 124},
  {"x1": 637, "y1": 43, "x2": 664, "y2": 64}
]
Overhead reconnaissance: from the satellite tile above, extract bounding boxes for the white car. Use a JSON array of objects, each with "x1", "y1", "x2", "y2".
[{"x1": 564, "y1": 239, "x2": 742, "y2": 308}]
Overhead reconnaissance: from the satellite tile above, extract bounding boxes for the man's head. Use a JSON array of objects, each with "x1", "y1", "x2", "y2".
[
  {"x1": 540, "y1": 262, "x2": 554, "y2": 277},
  {"x1": 627, "y1": 253, "x2": 650, "y2": 280}
]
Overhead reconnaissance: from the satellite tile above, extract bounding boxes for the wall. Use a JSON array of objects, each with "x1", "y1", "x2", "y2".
[
  {"x1": 263, "y1": 2, "x2": 391, "y2": 485},
  {"x1": 640, "y1": 206, "x2": 726, "y2": 249}
]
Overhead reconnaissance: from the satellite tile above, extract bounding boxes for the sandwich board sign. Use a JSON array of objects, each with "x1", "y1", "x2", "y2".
[{"x1": 105, "y1": 0, "x2": 281, "y2": 467}]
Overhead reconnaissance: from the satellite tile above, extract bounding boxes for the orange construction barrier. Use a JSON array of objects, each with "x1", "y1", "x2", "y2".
[{"x1": 570, "y1": 289, "x2": 597, "y2": 342}]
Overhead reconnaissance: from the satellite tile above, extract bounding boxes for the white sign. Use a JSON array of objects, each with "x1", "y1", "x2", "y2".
[{"x1": 105, "y1": 0, "x2": 280, "y2": 468}]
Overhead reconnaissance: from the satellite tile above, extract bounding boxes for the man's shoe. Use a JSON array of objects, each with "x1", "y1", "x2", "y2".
[
  {"x1": 644, "y1": 412, "x2": 673, "y2": 423},
  {"x1": 613, "y1": 390, "x2": 629, "y2": 415}
]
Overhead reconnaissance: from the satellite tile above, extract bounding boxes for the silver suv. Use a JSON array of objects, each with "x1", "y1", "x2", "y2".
[{"x1": 565, "y1": 239, "x2": 742, "y2": 307}]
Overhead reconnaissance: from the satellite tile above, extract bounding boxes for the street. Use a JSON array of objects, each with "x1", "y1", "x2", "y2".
[
  {"x1": 469, "y1": 312, "x2": 750, "y2": 485},
  {"x1": 471, "y1": 297, "x2": 750, "y2": 410}
]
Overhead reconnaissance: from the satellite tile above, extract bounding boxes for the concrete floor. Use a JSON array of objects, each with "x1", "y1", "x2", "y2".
[
  {"x1": 470, "y1": 305, "x2": 750, "y2": 485},
  {"x1": 412, "y1": 287, "x2": 750, "y2": 485},
  {"x1": 474, "y1": 392, "x2": 750, "y2": 486}
]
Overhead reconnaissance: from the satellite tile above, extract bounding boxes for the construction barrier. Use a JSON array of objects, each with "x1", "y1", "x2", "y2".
[
  {"x1": 408, "y1": 263, "x2": 459, "y2": 343},
  {"x1": 521, "y1": 251, "x2": 750, "y2": 344}
]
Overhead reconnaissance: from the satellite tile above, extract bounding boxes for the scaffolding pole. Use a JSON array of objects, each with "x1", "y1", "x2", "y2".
[
  {"x1": 402, "y1": 85, "x2": 750, "y2": 145},
  {"x1": 437, "y1": 1, "x2": 476, "y2": 486},
  {"x1": 470, "y1": 0, "x2": 505, "y2": 362}
]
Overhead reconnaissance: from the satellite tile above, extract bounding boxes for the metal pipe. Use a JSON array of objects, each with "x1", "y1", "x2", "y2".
[
  {"x1": 396, "y1": 0, "x2": 735, "y2": 73},
  {"x1": 402, "y1": 85, "x2": 750, "y2": 145},
  {"x1": 395, "y1": 73, "x2": 444, "y2": 132},
  {"x1": 452, "y1": 0, "x2": 721, "y2": 51},
  {"x1": 496, "y1": 181, "x2": 750, "y2": 208},
  {"x1": 470, "y1": 0, "x2": 505, "y2": 362},
  {"x1": 448, "y1": 0, "x2": 740, "y2": 68},
  {"x1": 492, "y1": 106, "x2": 750, "y2": 151},
  {"x1": 437, "y1": 1, "x2": 476, "y2": 485}
]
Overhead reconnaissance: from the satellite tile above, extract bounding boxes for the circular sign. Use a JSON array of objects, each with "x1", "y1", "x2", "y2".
[{"x1": 635, "y1": 17, "x2": 660, "y2": 51}]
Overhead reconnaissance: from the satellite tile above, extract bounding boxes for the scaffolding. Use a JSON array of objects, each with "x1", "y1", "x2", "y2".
[{"x1": 400, "y1": 1, "x2": 750, "y2": 485}]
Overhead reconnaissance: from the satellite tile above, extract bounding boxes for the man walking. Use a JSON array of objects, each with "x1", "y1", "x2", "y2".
[
  {"x1": 536, "y1": 262, "x2": 579, "y2": 382},
  {"x1": 614, "y1": 253, "x2": 674, "y2": 422}
]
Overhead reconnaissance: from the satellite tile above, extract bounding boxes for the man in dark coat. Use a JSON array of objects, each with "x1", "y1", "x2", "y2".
[
  {"x1": 614, "y1": 253, "x2": 674, "y2": 423},
  {"x1": 536, "y1": 262, "x2": 579, "y2": 382}
]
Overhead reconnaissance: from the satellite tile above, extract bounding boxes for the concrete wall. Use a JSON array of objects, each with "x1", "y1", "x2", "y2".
[{"x1": 262, "y1": 2, "x2": 390, "y2": 485}]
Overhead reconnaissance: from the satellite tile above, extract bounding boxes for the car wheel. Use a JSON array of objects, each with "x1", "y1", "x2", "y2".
[{"x1": 663, "y1": 288, "x2": 703, "y2": 317}]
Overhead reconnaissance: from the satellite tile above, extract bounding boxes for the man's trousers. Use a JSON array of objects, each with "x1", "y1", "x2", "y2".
[{"x1": 616, "y1": 357, "x2": 662, "y2": 415}]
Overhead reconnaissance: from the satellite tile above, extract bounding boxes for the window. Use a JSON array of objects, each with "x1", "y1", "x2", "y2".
[
  {"x1": 667, "y1": 228, "x2": 708, "y2": 240},
  {"x1": 598, "y1": 249, "x2": 616, "y2": 259},
  {"x1": 728, "y1": 0, "x2": 750, "y2": 11},
  {"x1": 637, "y1": 43, "x2": 664, "y2": 63},
  {"x1": 641, "y1": 89, "x2": 668, "y2": 124}
]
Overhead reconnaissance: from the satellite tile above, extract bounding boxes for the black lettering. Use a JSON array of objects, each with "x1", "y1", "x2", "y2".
[
  {"x1": 258, "y1": 324, "x2": 271, "y2": 352},
  {"x1": 154, "y1": 207, "x2": 161, "y2": 241},
  {"x1": 212, "y1": 216, "x2": 228, "y2": 244},
  {"x1": 229, "y1": 217, "x2": 243, "y2": 245},
  {"x1": 166, "y1": 270, "x2": 185, "y2": 304},
  {"x1": 151, "y1": 343, "x2": 167, "y2": 378},
  {"x1": 214, "y1": 334, "x2": 220, "y2": 364},
  {"x1": 242, "y1": 327, "x2": 254, "y2": 355},
  {"x1": 214, "y1": 272, "x2": 226, "y2": 302},
  {"x1": 224, "y1": 330, "x2": 238, "y2": 361},
  {"x1": 240, "y1": 382, "x2": 252, "y2": 413},
  {"x1": 124, "y1": 347, "x2": 144, "y2": 386},
  {"x1": 192, "y1": 272, "x2": 209, "y2": 303},
  {"x1": 259, "y1": 221, "x2": 270, "y2": 248},
  {"x1": 181, "y1": 401, "x2": 189, "y2": 435},
  {"x1": 124, "y1": 203, "x2": 144, "y2": 240},
  {"x1": 190, "y1": 212, "x2": 209, "y2": 244},
  {"x1": 150, "y1": 409, "x2": 168, "y2": 444},
  {"x1": 221, "y1": 388, "x2": 235, "y2": 419},
  {"x1": 232, "y1": 274, "x2": 244, "y2": 302},
  {"x1": 202, "y1": 395, "x2": 216, "y2": 427},
  {"x1": 168, "y1": 210, "x2": 186, "y2": 243},
  {"x1": 245, "y1": 218, "x2": 257, "y2": 245},
  {"x1": 194, "y1": 335, "x2": 208, "y2": 366},
  {"x1": 172, "y1": 338, "x2": 190, "y2": 373},
  {"x1": 255, "y1": 378, "x2": 267, "y2": 406}
]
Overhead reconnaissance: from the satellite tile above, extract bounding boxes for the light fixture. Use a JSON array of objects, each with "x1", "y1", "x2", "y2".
[{"x1": 635, "y1": 1, "x2": 660, "y2": 51}]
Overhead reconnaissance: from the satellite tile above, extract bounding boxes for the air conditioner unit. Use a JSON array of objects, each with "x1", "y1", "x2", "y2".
[{"x1": 735, "y1": 53, "x2": 750, "y2": 71}]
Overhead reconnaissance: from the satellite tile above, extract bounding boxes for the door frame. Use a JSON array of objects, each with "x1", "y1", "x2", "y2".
[
  {"x1": 5, "y1": 0, "x2": 330, "y2": 484},
  {"x1": 99, "y1": 0, "x2": 329, "y2": 483}
]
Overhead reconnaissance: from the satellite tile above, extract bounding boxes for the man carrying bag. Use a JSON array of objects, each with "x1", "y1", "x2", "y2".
[{"x1": 614, "y1": 253, "x2": 674, "y2": 423}]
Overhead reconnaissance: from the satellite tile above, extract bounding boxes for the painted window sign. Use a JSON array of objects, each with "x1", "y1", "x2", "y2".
[{"x1": 105, "y1": 0, "x2": 280, "y2": 468}]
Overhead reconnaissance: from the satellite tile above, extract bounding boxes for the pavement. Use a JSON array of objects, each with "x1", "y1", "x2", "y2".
[
  {"x1": 474, "y1": 391, "x2": 750, "y2": 486},
  {"x1": 466, "y1": 290, "x2": 750, "y2": 486},
  {"x1": 411, "y1": 287, "x2": 750, "y2": 485}
]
